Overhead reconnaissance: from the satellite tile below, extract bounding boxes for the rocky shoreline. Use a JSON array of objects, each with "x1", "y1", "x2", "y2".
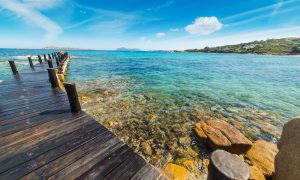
[
  {"x1": 163, "y1": 118, "x2": 299, "y2": 180},
  {"x1": 75, "y1": 80, "x2": 298, "y2": 180}
]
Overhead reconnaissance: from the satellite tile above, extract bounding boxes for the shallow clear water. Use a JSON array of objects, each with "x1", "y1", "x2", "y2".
[
  {"x1": 1, "y1": 49, "x2": 300, "y2": 170},
  {"x1": 68, "y1": 51, "x2": 300, "y2": 122},
  {"x1": 1, "y1": 49, "x2": 300, "y2": 126}
]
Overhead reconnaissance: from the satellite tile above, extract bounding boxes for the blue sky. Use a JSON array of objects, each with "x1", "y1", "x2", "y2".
[{"x1": 0, "y1": 0, "x2": 300, "y2": 50}]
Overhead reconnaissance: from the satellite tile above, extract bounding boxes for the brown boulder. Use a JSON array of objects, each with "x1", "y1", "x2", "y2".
[
  {"x1": 245, "y1": 140, "x2": 278, "y2": 178},
  {"x1": 195, "y1": 120, "x2": 252, "y2": 154},
  {"x1": 275, "y1": 117, "x2": 300, "y2": 180}
]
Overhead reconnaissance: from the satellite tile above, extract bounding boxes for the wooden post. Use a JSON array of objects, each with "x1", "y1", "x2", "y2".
[
  {"x1": 55, "y1": 57, "x2": 59, "y2": 66},
  {"x1": 48, "y1": 54, "x2": 51, "y2": 60},
  {"x1": 208, "y1": 150, "x2": 250, "y2": 180},
  {"x1": 47, "y1": 60, "x2": 53, "y2": 68},
  {"x1": 55, "y1": 54, "x2": 58, "y2": 61},
  {"x1": 63, "y1": 82, "x2": 81, "y2": 113},
  {"x1": 8, "y1": 60, "x2": 18, "y2": 75},
  {"x1": 47, "y1": 68, "x2": 59, "y2": 88},
  {"x1": 43, "y1": 54, "x2": 47, "y2": 62},
  {"x1": 58, "y1": 54, "x2": 61, "y2": 62},
  {"x1": 28, "y1": 56, "x2": 34, "y2": 68},
  {"x1": 37, "y1": 55, "x2": 42, "y2": 63}
]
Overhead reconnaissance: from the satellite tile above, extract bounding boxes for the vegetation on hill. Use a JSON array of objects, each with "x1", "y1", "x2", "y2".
[{"x1": 185, "y1": 38, "x2": 300, "y2": 55}]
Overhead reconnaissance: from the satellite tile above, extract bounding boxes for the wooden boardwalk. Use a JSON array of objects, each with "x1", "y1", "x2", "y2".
[{"x1": 0, "y1": 54, "x2": 166, "y2": 180}]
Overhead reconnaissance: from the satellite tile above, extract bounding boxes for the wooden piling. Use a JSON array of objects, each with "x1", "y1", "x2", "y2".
[
  {"x1": 55, "y1": 54, "x2": 59, "y2": 61},
  {"x1": 48, "y1": 54, "x2": 51, "y2": 60},
  {"x1": 58, "y1": 54, "x2": 61, "y2": 62},
  {"x1": 63, "y1": 82, "x2": 81, "y2": 113},
  {"x1": 47, "y1": 60, "x2": 53, "y2": 68},
  {"x1": 8, "y1": 60, "x2": 18, "y2": 75},
  {"x1": 47, "y1": 68, "x2": 59, "y2": 88},
  {"x1": 38, "y1": 55, "x2": 42, "y2": 63},
  {"x1": 55, "y1": 57, "x2": 59, "y2": 66},
  {"x1": 43, "y1": 54, "x2": 47, "y2": 62},
  {"x1": 28, "y1": 56, "x2": 34, "y2": 68},
  {"x1": 208, "y1": 150, "x2": 250, "y2": 180}
]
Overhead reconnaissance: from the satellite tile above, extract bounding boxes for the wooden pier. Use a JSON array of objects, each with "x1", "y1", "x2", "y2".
[{"x1": 0, "y1": 52, "x2": 166, "y2": 179}]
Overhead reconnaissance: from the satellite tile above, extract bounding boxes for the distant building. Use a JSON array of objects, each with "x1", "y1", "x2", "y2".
[{"x1": 243, "y1": 44, "x2": 256, "y2": 50}]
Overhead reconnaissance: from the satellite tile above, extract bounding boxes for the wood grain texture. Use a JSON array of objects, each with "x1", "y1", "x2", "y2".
[{"x1": 0, "y1": 58, "x2": 163, "y2": 180}]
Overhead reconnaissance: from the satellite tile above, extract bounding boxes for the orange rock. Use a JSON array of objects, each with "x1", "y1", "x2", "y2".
[
  {"x1": 164, "y1": 163, "x2": 190, "y2": 180},
  {"x1": 195, "y1": 122, "x2": 207, "y2": 139},
  {"x1": 207, "y1": 120, "x2": 252, "y2": 145},
  {"x1": 194, "y1": 120, "x2": 252, "y2": 154},
  {"x1": 200, "y1": 121, "x2": 231, "y2": 149},
  {"x1": 249, "y1": 165, "x2": 265, "y2": 180},
  {"x1": 202, "y1": 159, "x2": 210, "y2": 174},
  {"x1": 245, "y1": 140, "x2": 278, "y2": 177}
]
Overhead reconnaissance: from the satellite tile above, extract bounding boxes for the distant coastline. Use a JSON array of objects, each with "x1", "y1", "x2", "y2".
[
  {"x1": 42, "y1": 46, "x2": 95, "y2": 51},
  {"x1": 183, "y1": 37, "x2": 300, "y2": 55}
]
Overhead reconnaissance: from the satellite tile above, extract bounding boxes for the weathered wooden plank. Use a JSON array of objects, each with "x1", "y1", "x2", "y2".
[
  {"x1": 0, "y1": 99, "x2": 68, "y2": 121},
  {"x1": 0, "y1": 52, "x2": 162, "y2": 180},
  {"x1": 0, "y1": 73, "x2": 49, "y2": 84},
  {"x1": 0, "y1": 88, "x2": 63, "y2": 106},
  {"x1": 76, "y1": 144, "x2": 134, "y2": 180},
  {"x1": 0, "y1": 85, "x2": 50, "y2": 97},
  {"x1": 0, "y1": 80, "x2": 49, "y2": 91},
  {"x1": 23, "y1": 134, "x2": 120, "y2": 179},
  {"x1": 131, "y1": 164, "x2": 161, "y2": 180},
  {"x1": 0, "y1": 93, "x2": 66, "y2": 114},
  {"x1": 102, "y1": 150, "x2": 147, "y2": 180},
  {"x1": 0, "y1": 113, "x2": 90, "y2": 156},
  {"x1": 0, "y1": 121, "x2": 104, "y2": 173},
  {"x1": 0, "y1": 103, "x2": 69, "y2": 130},
  {"x1": 0, "y1": 126, "x2": 110, "y2": 179},
  {"x1": 0, "y1": 109, "x2": 73, "y2": 146},
  {"x1": 0, "y1": 88, "x2": 54, "y2": 101},
  {"x1": 0, "y1": 92, "x2": 65, "y2": 111}
]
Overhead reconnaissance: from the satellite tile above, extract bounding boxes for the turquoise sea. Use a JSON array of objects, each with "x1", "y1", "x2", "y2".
[{"x1": 1, "y1": 49, "x2": 300, "y2": 167}]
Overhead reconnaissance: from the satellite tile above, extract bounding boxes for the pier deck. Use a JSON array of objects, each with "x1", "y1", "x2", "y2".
[{"x1": 0, "y1": 57, "x2": 165, "y2": 179}]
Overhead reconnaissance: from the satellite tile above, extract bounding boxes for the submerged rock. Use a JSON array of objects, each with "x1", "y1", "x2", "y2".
[
  {"x1": 141, "y1": 142, "x2": 152, "y2": 156},
  {"x1": 164, "y1": 163, "x2": 190, "y2": 180},
  {"x1": 245, "y1": 140, "x2": 278, "y2": 178},
  {"x1": 275, "y1": 117, "x2": 300, "y2": 180},
  {"x1": 175, "y1": 158, "x2": 201, "y2": 178},
  {"x1": 208, "y1": 150, "x2": 250, "y2": 180},
  {"x1": 195, "y1": 120, "x2": 252, "y2": 154}
]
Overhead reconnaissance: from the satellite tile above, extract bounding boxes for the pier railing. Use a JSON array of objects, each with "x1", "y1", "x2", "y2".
[{"x1": 8, "y1": 51, "x2": 80, "y2": 113}]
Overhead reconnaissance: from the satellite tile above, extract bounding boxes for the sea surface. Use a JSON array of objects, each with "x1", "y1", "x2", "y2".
[{"x1": 1, "y1": 49, "x2": 300, "y2": 173}]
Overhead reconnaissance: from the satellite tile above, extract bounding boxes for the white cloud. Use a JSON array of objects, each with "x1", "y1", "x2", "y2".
[
  {"x1": 139, "y1": 37, "x2": 147, "y2": 41},
  {"x1": 0, "y1": 0, "x2": 62, "y2": 41},
  {"x1": 147, "y1": 1, "x2": 174, "y2": 11},
  {"x1": 72, "y1": 3, "x2": 161, "y2": 35},
  {"x1": 144, "y1": 25, "x2": 300, "y2": 50},
  {"x1": 170, "y1": 28, "x2": 180, "y2": 32},
  {"x1": 185, "y1": 16, "x2": 222, "y2": 35},
  {"x1": 156, "y1": 32, "x2": 166, "y2": 38},
  {"x1": 139, "y1": 36, "x2": 152, "y2": 43},
  {"x1": 22, "y1": 0, "x2": 64, "y2": 10},
  {"x1": 222, "y1": 0, "x2": 297, "y2": 21}
]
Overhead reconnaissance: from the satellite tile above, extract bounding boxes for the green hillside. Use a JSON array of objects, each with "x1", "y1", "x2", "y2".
[{"x1": 185, "y1": 38, "x2": 300, "y2": 55}]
